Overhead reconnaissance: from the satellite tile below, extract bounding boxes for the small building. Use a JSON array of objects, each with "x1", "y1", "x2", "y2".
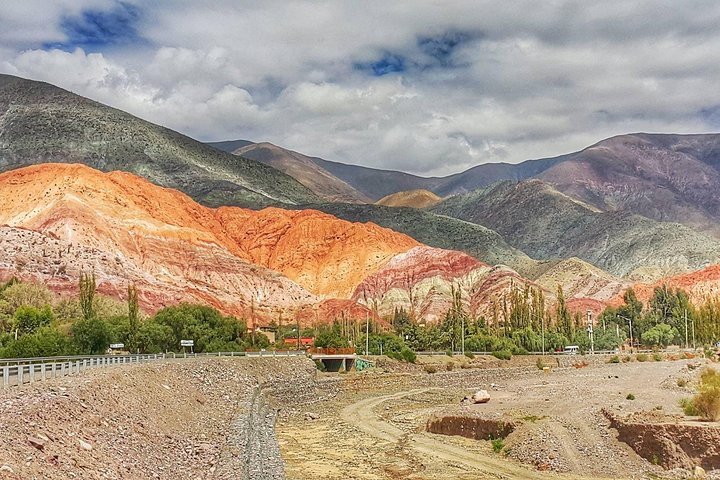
[{"x1": 283, "y1": 337, "x2": 314, "y2": 349}]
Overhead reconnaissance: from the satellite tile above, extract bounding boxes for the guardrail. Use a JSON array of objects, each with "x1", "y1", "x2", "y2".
[{"x1": 0, "y1": 350, "x2": 306, "y2": 389}]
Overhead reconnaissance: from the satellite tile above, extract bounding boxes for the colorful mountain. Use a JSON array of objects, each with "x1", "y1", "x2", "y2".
[
  {"x1": 376, "y1": 190, "x2": 443, "y2": 209},
  {"x1": 0, "y1": 164, "x2": 419, "y2": 323}
]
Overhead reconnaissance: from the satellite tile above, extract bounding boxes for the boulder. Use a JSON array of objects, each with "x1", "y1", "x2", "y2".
[{"x1": 462, "y1": 390, "x2": 491, "y2": 404}]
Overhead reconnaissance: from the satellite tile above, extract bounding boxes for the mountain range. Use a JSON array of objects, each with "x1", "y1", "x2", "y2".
[
  {"x1": 217, "y1": 134, "x2": 720, "y2": 238},
  {"x1": 0, "y1": 74, "x2": 318, "y2": 209},
  {"x1": 3, "y1": 73, "x2": 720, "y2": 324}
]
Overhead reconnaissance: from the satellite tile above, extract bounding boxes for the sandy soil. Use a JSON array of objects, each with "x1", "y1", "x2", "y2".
[{"x1": 277, "y1": 358, "x2": 714, "y2": 480}]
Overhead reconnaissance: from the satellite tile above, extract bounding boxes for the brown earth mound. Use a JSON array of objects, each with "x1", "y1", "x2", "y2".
[{"x1": 605, "y1": 409, "x2": 720, "y2": 470}]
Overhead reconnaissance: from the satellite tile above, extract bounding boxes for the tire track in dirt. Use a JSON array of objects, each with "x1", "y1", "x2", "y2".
[{"x1": 340, "y1": 388, "x2": 615, "y2": 480}]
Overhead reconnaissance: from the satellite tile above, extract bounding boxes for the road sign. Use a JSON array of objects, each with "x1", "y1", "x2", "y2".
[
  {"x1": 180, "y1": 340, "x2": 194, "y2": 347},
  {"x1": 110, "y1": 343, "x2": 125, "y2": 349}
]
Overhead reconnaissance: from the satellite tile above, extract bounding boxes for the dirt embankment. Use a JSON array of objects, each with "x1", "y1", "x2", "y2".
[
  {"x1": 426, "y1": 411, "x2": 516, "y2": 440},
  {"x1": 0, "y1": 357, "x2": 317, "y2": 480},
  {"x1": 605, "y1": 410, "x2": 720, "y2": 470}
]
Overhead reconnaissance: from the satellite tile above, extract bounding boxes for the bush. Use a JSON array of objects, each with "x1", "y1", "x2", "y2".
[
  {"x1": 622, "y1": 355, "x2": 632, "y2": 363},
  {"x1": 636, "y1": 354, "x2": 648, "y2": 362},
  {"x1": 492, "y1": 350, "x2": 512, "y2": 360},
  {"x1": 653, "y1": 353, "x2": 663, "y2": 362},
  {"x1": 626, "y1": 393, "x2": 635, "y2": 400},
  {"x1": 608, "y1": 355, "x2": 620, "y2": 364},
  {"x1": 400, "y1": 347, "x2": 417, "y2": 364},
  {"x1": 677, "y1": 378, "x2": 689, "y2": 388},
  {"x1": 446, "y1": 362, "x2": 455, "y2": 371},
  {"x1": 693, "y1": 369, "x2": 720, "y2": 421},
  {"x1": 490, "y1": 438, "x2": 505, "y2": 453},
  {"x1": 536, "y1": 358, "x2": 546, "y2": 370},
  {"x1": 679, "y1": 397, "x2": 698, "y2": 416},
  {"x1": 464, "y1": 351, "x2": 475, "y2": 359},
  {"x1": 424, "y1": 364, "x2": 438, "y2": 374},
  {"x1": 445, "y1": 350, "x2": 454, "y2": 357}
]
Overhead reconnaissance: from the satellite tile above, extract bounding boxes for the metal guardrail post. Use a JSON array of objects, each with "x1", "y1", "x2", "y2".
[
  {"x1": 2, "y1": 366, "x2": 8, "y2": 388},
  {"x1": 17, "y1": 366, "x2": 23, "y2": 385}
]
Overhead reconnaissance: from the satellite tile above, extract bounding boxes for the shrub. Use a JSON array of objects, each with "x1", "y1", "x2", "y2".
[
  {"x1": 653, "y1": 353, "x2": 663, "y2": 362},
  {"x1": 622, "y1": 355, "x2": 632, "y2": 363},
  {"x1": 679, "y1": 397, "x2": 698, "y2": 416},
  {"x1": 400, "y1": 347, "x2": 417, "y2": 364},
  {"x1": 677, "y1": 378, "x2": 688, "y2": 388},
  {"x1": 460, "y1": 362, "x2": 471, "y2": 369},
  {"x1": 445, "y1": 350, "x2": 454, "y2": 357},
  {"x1": 694, "y1": 369, "x2": 720, "y2": 421},
  {"x1": 626, "y1": 393, "x2": 635, "y2": 400},
  {"x1": 424, "y1": 364, "x2": 438, "y2": 374},
  {"x1": 536, "y1": 358, "x2": 546, "y2": 370},
  {"x1": 464, "y1": 351, "x2": 475, "y2": 359},
  {"x1": 608, "y1": 355, "x2": 620, "y2": 364},
  {"x1": 636, "y1": 354, "x2": 648, "y2": 362},
  {"x1": 492, "y1": 350, "x2": 512, "y2": 360},
  {"x1": 446, "y1": 362, "x2": 455, "y2": 371},
  {"x1": 314, "y1": 360, "x2": 326, "y2": 372},
  {"x1": 490, "y1": 438, "x2": 505, "y2": 453}
]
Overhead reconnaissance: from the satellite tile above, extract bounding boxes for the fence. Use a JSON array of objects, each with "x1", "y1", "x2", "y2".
[{"x1": 0, "y1": 351, "x2": 305, "y2": 389}]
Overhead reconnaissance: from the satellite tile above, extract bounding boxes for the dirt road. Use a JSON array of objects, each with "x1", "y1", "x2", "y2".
[
  {"x1": 341, "y1": 388, "x2": 582, "y2": 479},
  {"x1": 278, "y1": 358, "x2": 705, "y2": 480}
]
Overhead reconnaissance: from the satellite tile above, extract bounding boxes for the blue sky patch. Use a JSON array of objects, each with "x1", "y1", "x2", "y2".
[
  {"x1": 354, "y1": 52, "x2": 406, "y2": 76},
  {"x1": 43, "y1": 2, "x2": 145, "y2": 51},
  {"x1": 418, "y1": 31, "x2": 477, "y2": 67}
]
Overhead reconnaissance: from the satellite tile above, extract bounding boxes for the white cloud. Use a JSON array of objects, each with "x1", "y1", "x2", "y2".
[{"x1": 2, "y1": 1, "x2": 720, "y2": 175}]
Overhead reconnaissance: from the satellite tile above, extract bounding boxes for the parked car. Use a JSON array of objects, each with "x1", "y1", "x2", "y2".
[{"x1": 563, "y1": 345, "x2": 580, "y2": 355}]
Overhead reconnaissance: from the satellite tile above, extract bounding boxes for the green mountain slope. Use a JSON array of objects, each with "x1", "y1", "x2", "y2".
[
  {"x1": 432, "y1": 180, "x2": 720, "y2": 280},
  {"x1": 295, "y1": 202, "x2": 539, "y2": 277},
  {"x1": 0, "y1": 74, "x2": 318, "y2": 208}
]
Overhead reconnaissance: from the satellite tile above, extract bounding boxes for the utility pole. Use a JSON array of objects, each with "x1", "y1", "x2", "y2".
[
  {"x1": 692, "y1": 317, "x2": 696, "y2": 350},
  {"x1": 618, "y1": 315, "x2": 632, "y2": 353},
  {"x1": 587, "y1": 309, "x2": 594, "y2": 354}
]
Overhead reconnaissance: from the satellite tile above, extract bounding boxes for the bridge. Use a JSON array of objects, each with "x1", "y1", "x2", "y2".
[{"x1": 308, "y1": 348, "x2": 374, "y2": 372}]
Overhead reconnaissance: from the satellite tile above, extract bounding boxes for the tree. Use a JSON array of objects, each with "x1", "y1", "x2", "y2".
[
  {"x1": 556, "y1": 285, "x2": 572, "y2": 338},
  {"x1": 127, "y1": 284, "x2": 140, "y2": 352},
  {"x1": 79, "y1": 271, "x2": 96, "y2": 322},
  {"x1": 13, "y1": 305, "x2": 53, "y2": 336},
  {"x1": 72, "y1": 317, "x2": 111, "y2": 354},
  {"x1": 1, "y1": 327, "x2": 75, "y2": 358},
  {"x1": 0, "y1": 281, "x2": 53, "y2": 312},
  {"x1": 641, "y1": 323, "x2": 679, "y2": 347}
]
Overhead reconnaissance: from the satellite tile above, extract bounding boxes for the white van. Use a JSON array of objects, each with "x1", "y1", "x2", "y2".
[{"x1": 563, "y1": 345, "x2": 580, "y2": 355}]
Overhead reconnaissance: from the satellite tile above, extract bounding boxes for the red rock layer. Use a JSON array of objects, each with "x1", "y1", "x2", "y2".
[
  {"x1": 0, "y1": 164, "x2": 418, "y2": 300},
  {"x1": 628, "y1": 264, "x2": 720, "y2": 305}
]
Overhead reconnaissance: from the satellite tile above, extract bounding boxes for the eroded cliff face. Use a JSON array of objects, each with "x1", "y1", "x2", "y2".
[
  {"x1": 351, "y1": 246, "x2": 540, "y2": 322},
  {"x1": 629, "y1": 264, "x2": 720, "y2": 305},
  {"x1": 0, "y1": 164, "x2": 422, "y2": 322}
]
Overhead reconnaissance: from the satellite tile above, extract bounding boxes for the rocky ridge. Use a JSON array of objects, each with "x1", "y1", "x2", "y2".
[{"x1": 0, "y1": 74, "x2": 318, "y2": 209}]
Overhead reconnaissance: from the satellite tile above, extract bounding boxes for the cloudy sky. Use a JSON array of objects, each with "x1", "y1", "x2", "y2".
[{"x1": 2, "y1": 1, "x2": 720, "y2": 176}]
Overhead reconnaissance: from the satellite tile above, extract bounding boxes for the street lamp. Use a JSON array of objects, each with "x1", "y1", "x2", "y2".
[{"x1": 618, "y1": 315, "x2": 633, "y2": 353}]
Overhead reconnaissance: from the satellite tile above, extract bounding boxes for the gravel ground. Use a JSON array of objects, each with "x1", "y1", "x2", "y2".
[{"x1": 0, "y1": 357, "x2": 318, "y2": 480}]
